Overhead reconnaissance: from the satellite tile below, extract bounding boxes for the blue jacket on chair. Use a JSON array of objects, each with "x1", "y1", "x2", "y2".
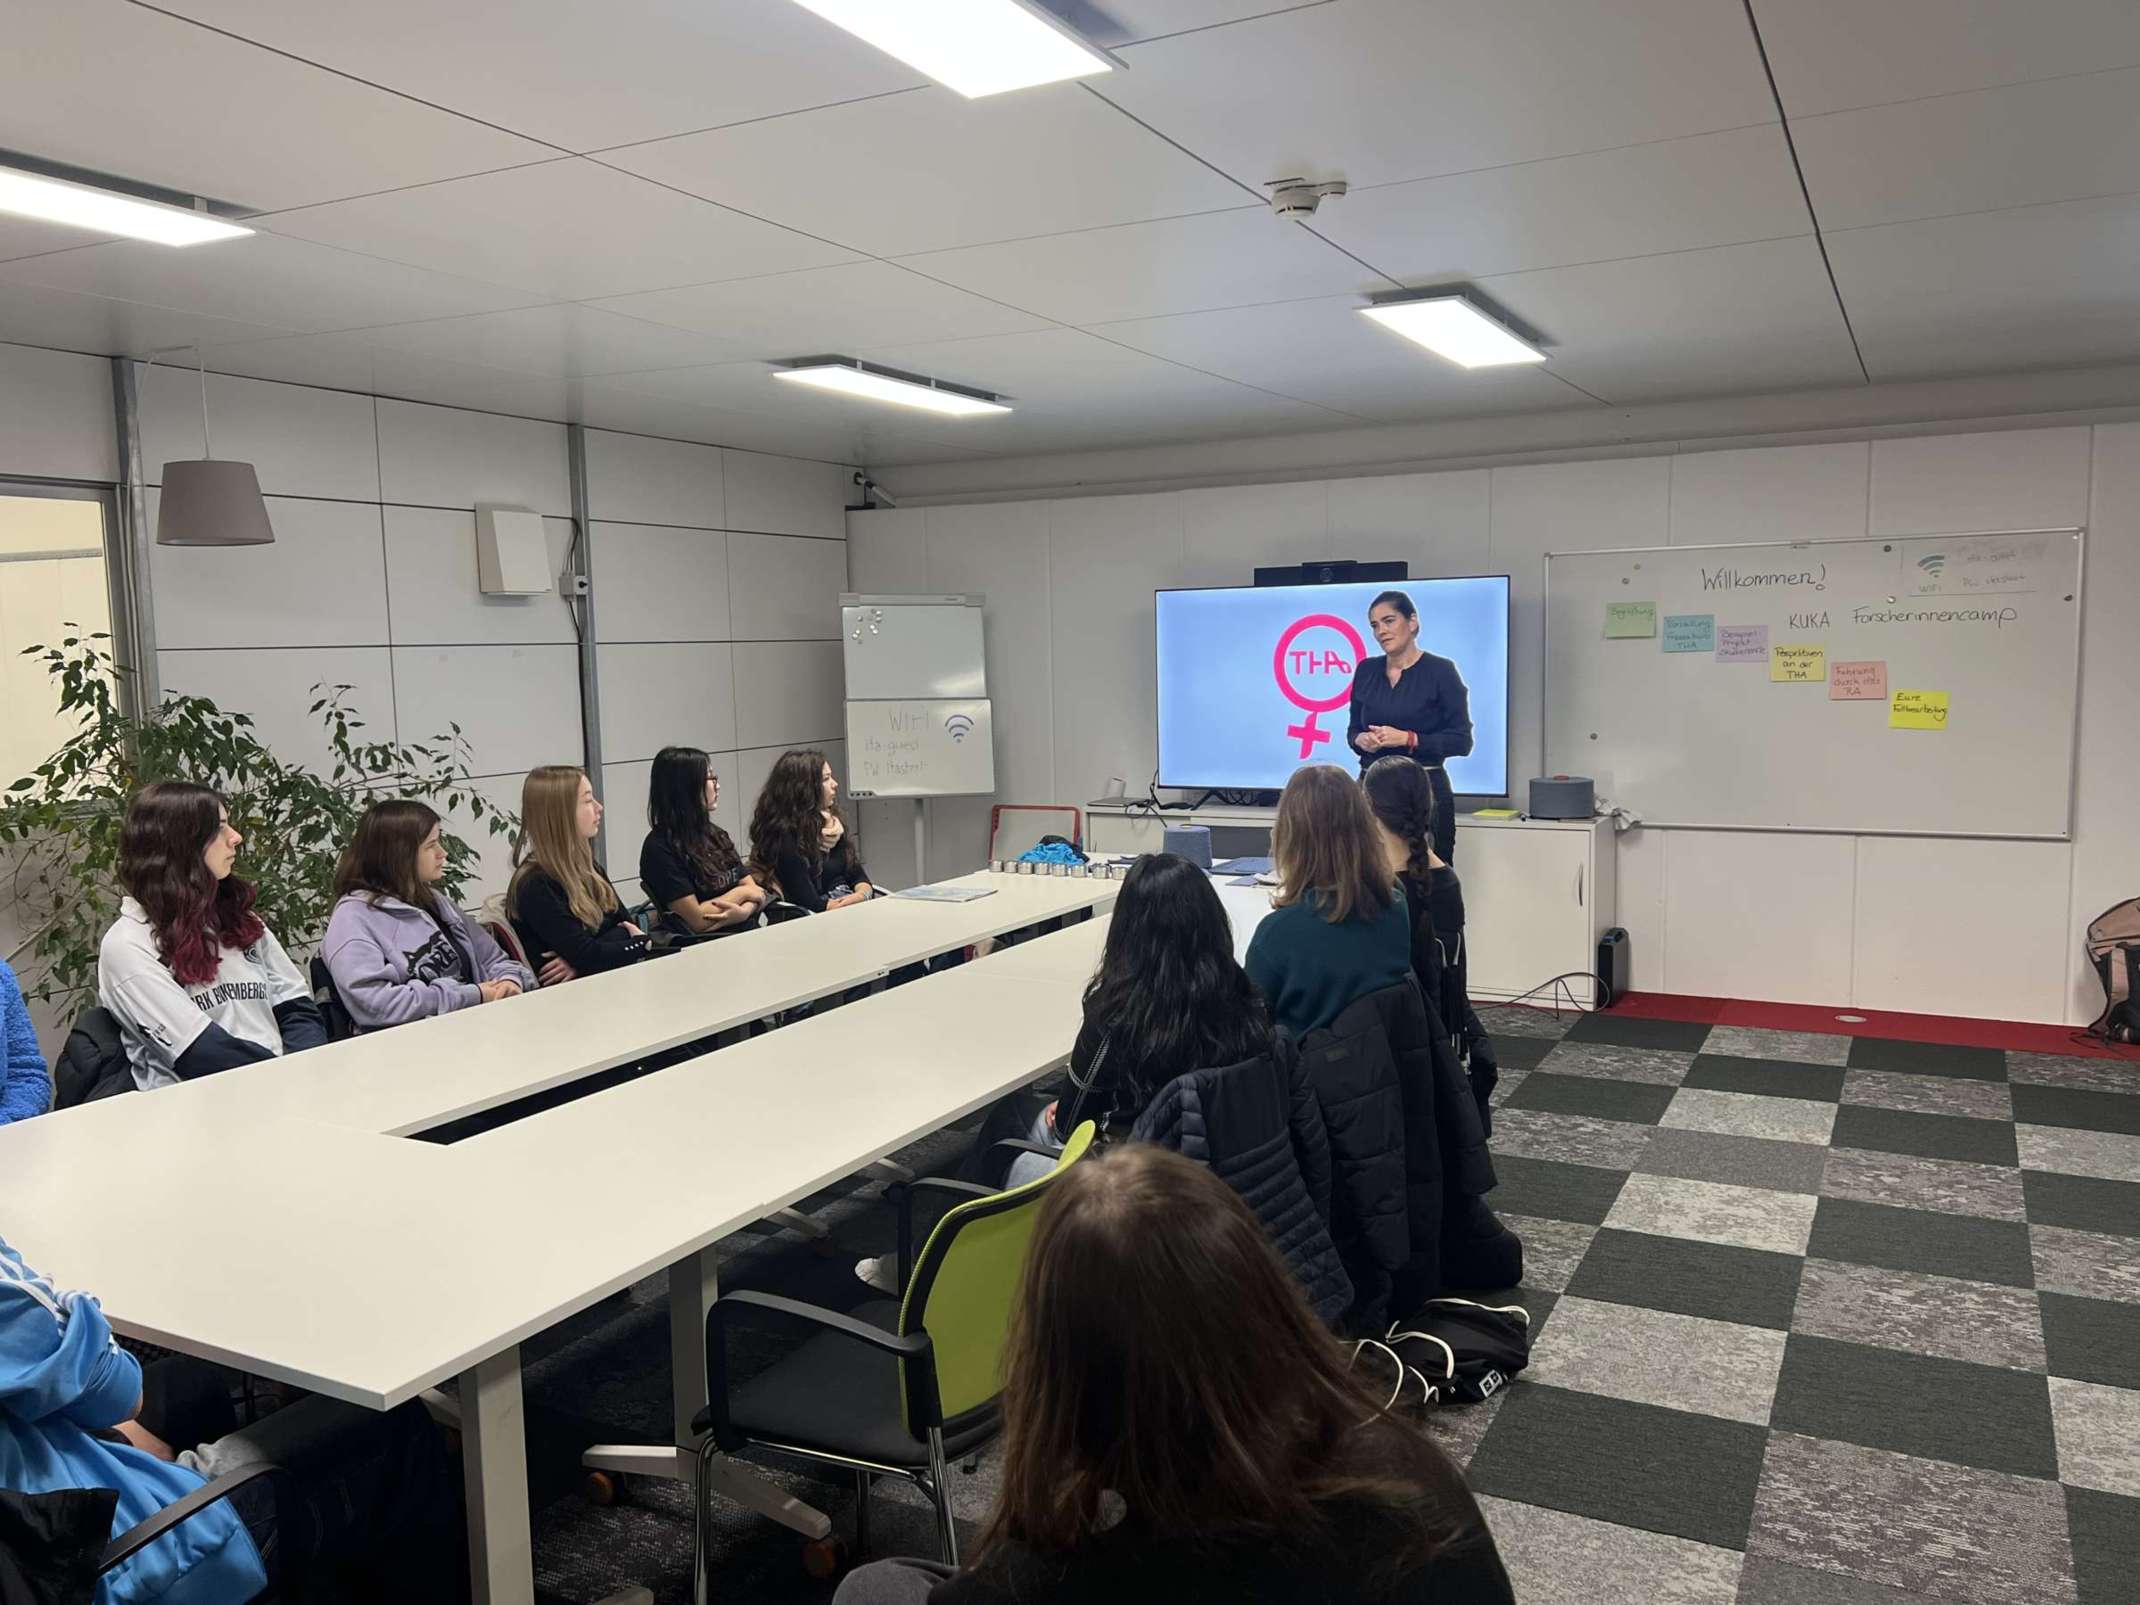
[{"x1": 0, "y1": 959, "x2": 51, "y2": 1125}]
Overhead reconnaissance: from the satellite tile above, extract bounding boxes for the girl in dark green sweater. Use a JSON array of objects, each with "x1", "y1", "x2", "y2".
[{"x1": 1244, "y1": 765, "x2": 1412, "y2": 1037}]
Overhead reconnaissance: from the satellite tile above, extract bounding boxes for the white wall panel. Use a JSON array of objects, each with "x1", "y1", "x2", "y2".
[
  {"x1": 732, "y1": 640, "x2": 843, "y2": 750},
  {"x1": 158, "y1": 646, "x2": 394, "y2": 773},
  {"x1": 926, "y1": 501, "x2": 1056, "y2": 802},
  {"x1": 723, "y1": 449, "x2": 849, "y2": 539},
  {"x1": 0, "y1": 344, "x2": 115, "y2": 481},
  {"x1": 390, "y1": 644, "x2": 580, "y2": 775},
  {"x1": 844, "y1": 507, "x2": 928, "y2": 592},
  {"x1": 725, "y1": 531, "x2": 848, "y2": 640},
  {"x1": 1049, "y1": 494, "x2": 1184, "y2": 800},
  {"x1": 1869, "y1": 426, "x2": 2091, "y2": 534},
  {"x1": 140, "y1": 367, "x2": 378, "y2": 501},
  {"x1": 1852, "y1": 837, "x2": 2072, "y2": 1021},
  {"x1": 584, "y1": 430, "x2": 724, "y2": 528},
  {"x1": 1669, "y1": 442, "x2": 1870, "y2": 546},
  {"x1": 2070, "y1": 423, "x2": 2140, "y2": 1021},
  {"x1": 375, "y1": 399, "x2": 570, "y2": 514},
  {"x1": 589, "y1": 521, "x2": 731, "y2": 643},
  {"x1": 1491, "y1": 457, "x2": 1670, "y2": 791},
  {"x1": 1181, "y1": 481, "x2": 1324, "y2": 586},
  {"x1": 149, "y1": 494, "x2": 388, "y2": 649},
  {"x1": 595, "y1": 642, "x2": 737, "y2": 763},
  {"x1": 432, "y1": 769, "x2": 526, "y2": 907},
  {"x1": 1663, "y1": 830, "x2": 1856, "y2": 1006},
  {"x1": 598, "y1": 759, "x2": 651, "y2": 876},
  {"x1": 382, "y1": 507, "x2": 576, "y2": 645},
  {"x1": 1327, "y1": 470, "x2": 1493, "y2": 578}
]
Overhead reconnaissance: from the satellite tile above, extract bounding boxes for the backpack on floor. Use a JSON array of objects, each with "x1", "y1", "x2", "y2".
[
  {"x1": 1381, "y1": 1298, "x2": 1533, "y2": 1405},
  {"x1": 2084, "y1": 897, "x2": 2140, "y2": 1044}
]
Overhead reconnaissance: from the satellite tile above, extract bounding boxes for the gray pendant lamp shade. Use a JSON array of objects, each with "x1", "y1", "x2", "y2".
[
  {"x1": 157, "y1": 458, "x2": 275, "y2": 546},
  {"x1": 149, "y1": 344, "x2": 275, "y2": 546}
]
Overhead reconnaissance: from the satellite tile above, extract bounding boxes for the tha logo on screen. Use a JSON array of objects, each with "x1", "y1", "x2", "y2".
[{"x1": 1272, "y1": 614, "x2": 1368, "y2": 758}]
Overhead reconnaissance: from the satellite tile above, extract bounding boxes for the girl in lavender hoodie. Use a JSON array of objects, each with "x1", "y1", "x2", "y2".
[{"x1": 321, "y1": 800, "x2": 533, "y2": 1031}]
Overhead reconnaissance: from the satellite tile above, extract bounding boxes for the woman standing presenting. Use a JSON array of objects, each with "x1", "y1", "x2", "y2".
[{"x1": 1347, "y1": 589, "x2": 1472, "y2": 863}]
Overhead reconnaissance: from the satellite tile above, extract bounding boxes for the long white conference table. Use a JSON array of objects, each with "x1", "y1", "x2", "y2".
[{"x1": 0, "y1": 869, "x2": 1165, "y2": 1602}]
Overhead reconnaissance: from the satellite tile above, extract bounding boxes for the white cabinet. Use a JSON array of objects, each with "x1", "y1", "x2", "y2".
[{"x1": 1085, "y1": 805, "x2": 1617, "y2": 1005}]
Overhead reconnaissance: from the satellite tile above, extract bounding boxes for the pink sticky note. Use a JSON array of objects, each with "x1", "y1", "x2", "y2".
[
  {"x1": 1831, "y1": 660, "x2": 1888, "y2": 701},
  {"x1": 1716, "y1": 624, "x2": 1769, "y2": 663}
]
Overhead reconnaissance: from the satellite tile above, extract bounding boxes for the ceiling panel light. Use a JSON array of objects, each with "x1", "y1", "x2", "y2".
[
  {"x1": 0, "y1": 164, "x2": 251, "y2": 247},
  {"x1": 1360, "y1": 291, "x2": 1547, "y2": 368},
  {"x1": 786, "y1": 0, "x2": 1113, "y2": 97},
  {"x1": 773, "y1": 359, "x2": 1010, "y2": 417}
]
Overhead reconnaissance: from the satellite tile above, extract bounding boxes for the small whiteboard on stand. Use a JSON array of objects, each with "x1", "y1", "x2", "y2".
[{"x1": 841, "y1": 594, "x2": 993, "y2": 883}]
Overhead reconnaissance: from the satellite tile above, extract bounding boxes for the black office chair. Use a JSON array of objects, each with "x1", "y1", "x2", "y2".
[{"x1": 1, "y1": 1465, "x2": 280, "y2": 1604}]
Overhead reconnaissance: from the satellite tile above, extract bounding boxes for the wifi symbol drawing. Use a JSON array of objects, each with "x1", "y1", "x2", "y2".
[
  {"x1": 1917, "y1": 554, "x2": 1946, "y2": 574},
  {"x1": 944, "y1": 713, "x2": 976, "y2": 743}
]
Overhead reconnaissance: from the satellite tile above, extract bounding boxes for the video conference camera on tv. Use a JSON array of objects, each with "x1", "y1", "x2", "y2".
[{"x1": 1254, "y1": 559, "x2": 1408, "y2": 587}]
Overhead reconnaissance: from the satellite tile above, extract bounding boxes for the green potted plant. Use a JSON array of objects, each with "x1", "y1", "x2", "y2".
[{"x1": 0, "y1": 631, "x2": 518, "y2": 1014}]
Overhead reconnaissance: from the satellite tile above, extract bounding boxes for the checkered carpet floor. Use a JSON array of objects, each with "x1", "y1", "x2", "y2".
[{"x1": 1431, "y1": 1005, "x2": 2140, "y2": 1605}]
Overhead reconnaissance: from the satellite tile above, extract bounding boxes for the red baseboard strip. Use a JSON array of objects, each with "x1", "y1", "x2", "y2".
[{"x1": 1604, "y1": 992, "x2": 2140, "y2": 1060}]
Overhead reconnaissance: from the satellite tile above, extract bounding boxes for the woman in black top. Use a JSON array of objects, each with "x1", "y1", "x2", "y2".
[
  {"x1": 1347, "y1": 589, "x2": 1472, "y2": 863},
  {"x1": 832, "y1": 1146, "x2": 1514, "y2": 1605},
  {"x1": 748, "y1": 749, "x2": 872, "y2": 914},
  {"x1": 639, "y1": 746, "x2": 769, "y2": 938},
  {"x1": 506, "y1": 765, "x2": 649, "y2": 982}
]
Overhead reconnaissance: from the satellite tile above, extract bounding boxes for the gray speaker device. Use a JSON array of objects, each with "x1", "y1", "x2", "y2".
[
  {"x1": 1528, "y1": 775, "x2": 1596, "y2": 820},
  {"x1": 1163, "y1": 824, "x2": 1214, "y2": 870}
]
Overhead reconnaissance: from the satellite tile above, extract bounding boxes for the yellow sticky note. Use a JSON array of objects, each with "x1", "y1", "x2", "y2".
[
  {"x1": 1890, "y1": 689, "x2": 1950, "y2": 730},
  {"x1": 1770, "y1": 644, "x2": 1827, "y2": 683}
]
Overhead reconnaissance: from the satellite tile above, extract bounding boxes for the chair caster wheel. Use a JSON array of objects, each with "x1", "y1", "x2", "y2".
[
  {"x1": 582, "y1": 1469, "x2": 629, "y2": 1507},
  {"x1": 801, "y1": 1535, "x2": 850, "y2": 1579}
]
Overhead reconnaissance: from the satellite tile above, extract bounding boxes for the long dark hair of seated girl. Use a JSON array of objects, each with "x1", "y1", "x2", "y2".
[{"x1": 119, "y1": 780, "x2": 265, "y2": 984}]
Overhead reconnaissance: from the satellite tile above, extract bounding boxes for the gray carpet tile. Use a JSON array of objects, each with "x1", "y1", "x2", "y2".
[
  {"x1": 1605, "y1": 1173, "x2": 1819, "y2": 1256},
  {"x1": 1807, "y1": 1197, "x2": 2036, "y2": 1289},
  {"x1": 1420, "y1": 1387, "x2": 1505, "y2": 1471},
  {"x1": 1489, "y1": 1153, "x2": 1631, "y2": 1224},
  {"x1": 2021, "y1": 1170, "x2": 2140, "y2": 1237},
  {"x1": 1534, "y1": 1040, "x2": 1697, "y2": 1085},
  {"x1": 1843, "y1": 1070, "x2": 2014, "y2": 1122},
  {"x1": 1733, "y1": 1556, "x2": 1949, "y2": 1604},
  {"x1": 1489, "y1": 1066, "x2": 1528, "y2": 1106},
  {"x1": 1662, "y1": 1088, "x2": 1840, "y2": 1146},
  {"x1": 1845, "y1": 1038, "x2": 2008, "y2": 1083},
  {"x1": 1476, "y1": 1496, "x2": 1744, "y2": 1604},
  {"x1": 2009, "y1": 1053, "x2": 2140, "y2": 1096},
  {"x1": 1465, "y1": 1384, "x2": 1770, "y2": 1550},
  {"x1": 2040, "y1": 1292, "x2": 2140, "y2": 1391},
  {"x1": 1488, "y1": 1106, "x2": 1656, "y2": 1169},
  {"x1": 1638, "y1": 1128, "x2": 1828, "y2": 1195},
  {"x1": 1699, "y1": 1027, "x2": 1854, "y2": 1067},
  {"x1": 1683, "y1": 1054, "x2": 1847, "y2": 1103},
  {"x1": 1504, "y1": 1070, "x2": 1679, "y2": 1125},
  {"x1": 1494, "y1": 1213, "x2": 1599, "y2": 1293},
  {"x1": 2015, "y1": 1125, "x2": 2140, "y2": 1184},
  {"x1": 1822, "y1": 1147, "x2": 2028, "y2": 1223},
  {"x1": 1830, "y1": 1104, "x2": 2020, "y2": 1167},
  {"x1": 1480, "y1": 1004, "x2": 1580, "y2": 1039},
  {"x1": 1788, "y1": 1258, "x2": 2046, "y2": 1372},
  {"x1": 2065, "y1": 1486, "x2": 2140, "y2": 1605},
  {"x1": 1771, "y1": 1334, "x2": 2059, "y2": 1479},
  {"x1": 2031, "y1": 1223, "x2": 2140, "y2": 1304},
  {"x1": 1492, "y1": 1032, "x2": 1560, "y2": 1070},
  {"x1": 2013, "y1": 1083, "x2": 2140, "y2": 1137},
  {"x1": 1564, "y1": 1227, "x2": 1805, "y2": 1331},
  {"x1": 1525, "y1": 1296, "x2": 1787, "y2": 1425},
  {"x1": 1565, "y1": 1014, "x2": 1715, "y2": 1053},
  {"x1": 2048, "y1": 1378, "x2": 2140, "y2": 1496},
  {"x1": 1746, "y1": 1432, "x2": 2077, "y2": 1605}
]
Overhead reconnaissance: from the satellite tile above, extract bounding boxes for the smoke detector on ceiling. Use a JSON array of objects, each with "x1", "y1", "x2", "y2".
[{"x1": 1266, "y1": 175, "x2": 1347, "y2": 220}]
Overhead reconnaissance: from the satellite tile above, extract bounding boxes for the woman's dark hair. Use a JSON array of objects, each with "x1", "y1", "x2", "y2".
[
  {"x1": 117, "y1": 781, "x2": 266, "y2": 986},
  {"x1": 984, "y1": 1145, "x2": 1478, "y2": 1578},
  {"x1": 1079, "y1": 853, "x2": 1271, "y2": 1113},
  {"x1": 1272, "y1": 765, "x2": 1393, "y2": 924},
  {"x1": 1369, "y1": 588, "x2": 1417, "y2": 622},
  {"x1": 648, "y1": 746, "x2": 742, "y2": 889},
  {"x1": 332, "y1": 799, "x2": 444, "y2": 913},
  {"x1": 1363, "y1": 755, "x2": 1436, "y2": 883},
  {"x1": 747, "y1": 748, "x2": 846, "y2": 880}
]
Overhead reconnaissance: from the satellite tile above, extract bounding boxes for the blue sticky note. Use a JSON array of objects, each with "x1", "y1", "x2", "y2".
[{"x1": 1662, "y1": 614, "x2": 1715, "y2": 653}]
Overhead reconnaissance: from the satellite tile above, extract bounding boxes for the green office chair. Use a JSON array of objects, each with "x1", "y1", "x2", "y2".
[{"x1": 691, "y1": 1123, "x2": 1096, "y2": 1597}]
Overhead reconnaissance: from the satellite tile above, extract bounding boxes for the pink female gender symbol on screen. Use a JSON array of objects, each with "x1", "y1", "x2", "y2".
[{"x1": 1271, "y1": 614, "x2": 1369, "y2": 759}]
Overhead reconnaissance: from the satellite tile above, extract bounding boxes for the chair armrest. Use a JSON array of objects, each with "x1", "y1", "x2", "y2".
[
  {"x1": 986, "y1": 1138, "x2": 1057, "y2": 1188},
  {"x1": 101, "y1": 1461, "x2": 279, "y2": 1574},
  {"x1": 700, "y1": 1291, "x2": 938, "y2": 1449},
  {"x1": 895, "y1": 1178, "x2": 992, "y2": 1291}
]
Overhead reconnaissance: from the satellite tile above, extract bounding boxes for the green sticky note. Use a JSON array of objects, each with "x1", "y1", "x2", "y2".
[{"x1": 1605, "y1": 602, "x2": 1657, "y2": 639}]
